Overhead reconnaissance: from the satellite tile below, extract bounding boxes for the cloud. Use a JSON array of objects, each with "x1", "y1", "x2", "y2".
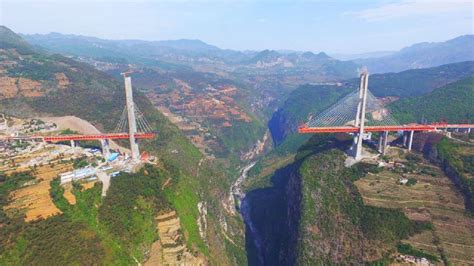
[{"x1": 348, "y1": 0, "x2": 473, "y2": 22}]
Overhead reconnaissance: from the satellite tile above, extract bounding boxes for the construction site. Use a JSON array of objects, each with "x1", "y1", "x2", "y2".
[{"x1": 0, "y1": 74, "x2": 157, "y2": 222}]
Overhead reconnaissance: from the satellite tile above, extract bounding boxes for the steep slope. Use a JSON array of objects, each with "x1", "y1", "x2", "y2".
[
  {"x1": 243, "y1": 135, "x2": 432, "y2": 264},
  {"x1": 356, "y1": 35, "x2": 474, "y2": 73},
  {"x1": 0, "y1": 26, "x2": 246, "y2": 264},
  {"x1": 390, "y1": 76, "x2": 474, "y2": 123}
]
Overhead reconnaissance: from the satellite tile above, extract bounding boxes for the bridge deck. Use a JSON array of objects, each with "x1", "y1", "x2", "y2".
[
  {"x1": 298, "y1": 124, "x2": 473, "y2": 134},
  {"x1": 0, "y1": 133, "x2": 156, "y2": 142}
]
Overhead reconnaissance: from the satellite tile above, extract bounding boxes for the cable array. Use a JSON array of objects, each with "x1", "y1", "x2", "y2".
[
  {"x1": 113, "y1": 103, "x2": 154, "y2": 133},
  {"x1": 306, "y1": 88, "x2": 400, "y2": 128}
]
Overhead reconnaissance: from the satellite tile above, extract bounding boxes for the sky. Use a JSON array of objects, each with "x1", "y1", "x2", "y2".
[{"x1": 0, "y1": 0, "x2": 473, "y2": 54}]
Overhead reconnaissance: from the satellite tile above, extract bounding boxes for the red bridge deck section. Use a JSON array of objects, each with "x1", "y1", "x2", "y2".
[
  {"x1": 0, "y1": 133, "x2": 156, "y2": 142},
  {"x1": 44, "y1": 133, "x2": 156, "y2": 142},
  {"x1": 298, "y1": 124, "x2": 474, "y2": 134}
]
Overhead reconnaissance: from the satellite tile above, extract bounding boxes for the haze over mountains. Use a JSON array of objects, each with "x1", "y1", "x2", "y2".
[{"x1": 24, "y1": 32, "x2": 474, "y2": 74}]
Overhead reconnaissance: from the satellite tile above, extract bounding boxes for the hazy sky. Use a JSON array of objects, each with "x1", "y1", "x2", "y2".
[{"x1": 1, "y1": 0, "x2": 473, "y2": 53}]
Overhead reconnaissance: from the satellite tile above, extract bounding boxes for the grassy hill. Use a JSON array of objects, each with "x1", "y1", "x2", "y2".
[
  {"x1": 390, "y1": 76, "x2": 474, "y2": 123},
  {"x1": 0, "y1": 26, "x2": 246, "y2": 264}
]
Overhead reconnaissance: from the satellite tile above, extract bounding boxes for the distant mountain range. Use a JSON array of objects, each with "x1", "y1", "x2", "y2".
[
  {"x1": 22, "y1": 31, "x2": 358, "y2": 80},
  {"x1": 355, "y1": 35, "x2": 474, "y2": 73},
  {"x1": 330, "y1": 51, "x2": 395, "y2": 61}
]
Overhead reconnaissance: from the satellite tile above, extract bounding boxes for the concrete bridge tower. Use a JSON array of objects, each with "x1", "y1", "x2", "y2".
[
  {"x1": 122, "y1": 73, "x2": 140, "y2": 160},
  {"x1": 354, "y1": 70, "x2": 369, "y2": 161}
]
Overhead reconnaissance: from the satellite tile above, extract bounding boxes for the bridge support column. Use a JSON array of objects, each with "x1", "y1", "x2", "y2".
[
  {"x1": 377, "y1": 131, "x2": 389, "y2": 154},
  {"x1": 101, "y1": 139, "x2": 110, "y2": 159},
  {"x1": 402, "y1": 132, "x2": 408, "y2": 147},
  {"x1": 408, "y1": 130, "x2": 414, "y2": 151},
  {"x1": 70, "y1": 140, "x2": 75, "y2": 148},
  {"x1": 382, "y1": 131, "x2": 389, "y2": 155},
  {"x1": 378, "y1": 133, "x2": 384, "y2": 153},
  {"x1": 468, "y1": 128, "x2": 471, "y2": 134}
]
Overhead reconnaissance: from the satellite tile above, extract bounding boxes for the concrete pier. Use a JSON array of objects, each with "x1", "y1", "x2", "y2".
[
  {"x1": 378, "y1": 133, "x2": 384, "y2": 153},
  {"x1": 382, "y1": 131, "x2": 388, "y2": 154},
  {"x1": 408, "y1": 130, "x2": 414, "y2": 151},
  {"x1": 101, "y1": 139, "x2": 110, "y2": 158}
]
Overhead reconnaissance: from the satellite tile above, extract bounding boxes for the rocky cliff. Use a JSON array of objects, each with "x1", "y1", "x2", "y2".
[{"x1": 244, "y1": 135, "x2": 428, "y2": 264}]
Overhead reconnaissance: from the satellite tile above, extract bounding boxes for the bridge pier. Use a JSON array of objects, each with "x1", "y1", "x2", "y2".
[
  {"x1": 101, "y1": 139, "x2": 110, "y2": 159},
  {"x1": 70, "y1": 140, "x2": 75, "y2": 148},
  {"x1": 408, "y1": 130, "x2": 414, "y2": 151},
  {"x1": 377, "y1": 131, "x2": 389, "y2": 154},
  {"x1": 402, "y1": 132, "x2": 408, "y2": 147},
  {"x1": 382, "y1": 131, "x2": 388, "y2": 154},
  {"x1": 378, "y1": 133, "x2": 383, "y2": 153}
]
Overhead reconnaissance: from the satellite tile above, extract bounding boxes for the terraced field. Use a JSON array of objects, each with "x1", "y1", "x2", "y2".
[{"x1": 355, "y1": 150, "x2": 474, "y2": 264}]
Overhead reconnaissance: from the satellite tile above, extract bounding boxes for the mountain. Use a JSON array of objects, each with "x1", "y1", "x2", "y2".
[
  {"x1": 0, "y1": 25, "x2": 246, "y2": 264},
  {"x1": 152, "y1": 39, "x2": 220, "y2": 52},
  {"x1": 23, "y1": 32, "x2": 244, "y2": 64},
  {"x1": 357, "y1": 61, "x2": 474, "y2": 97},
  {"x1": 0, "y1": 26, "x2": 34, "y2": 54},
  {"x1": 355, "y1": 35, "x2": 474, "y2": 73},
  {"x1": 331, "y1": 50, "x2": 395, "y2": 61},
  {"x1": 23, "y1": 32, "x2": 358, "y2": 80},
  {"x1": 390, "y1": 76, "x2": 474, "y2": 123}
]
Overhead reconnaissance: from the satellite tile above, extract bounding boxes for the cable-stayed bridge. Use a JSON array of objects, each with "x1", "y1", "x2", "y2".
[
  {"x1": 298, "y1": 70, "x2": 473, "y2": 160},
  {"x1": 0, "y1": 73, "x2": 156, "y2": 160}
]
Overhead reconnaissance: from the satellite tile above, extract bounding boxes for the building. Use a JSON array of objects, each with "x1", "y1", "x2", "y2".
[{"x1": 60, "y1": 167, "x2": 97, "y2": 184}]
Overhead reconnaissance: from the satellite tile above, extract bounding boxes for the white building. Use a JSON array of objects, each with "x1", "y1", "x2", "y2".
[{"x1": 60, "y1": 167, "x2": 97, "y2": 184}]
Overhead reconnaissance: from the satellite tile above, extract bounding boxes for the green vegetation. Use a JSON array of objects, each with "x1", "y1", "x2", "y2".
[
  {"x1": 0, "y1": 172, "x2": 107, "y2": 265},
  {"x1": 406, "y1": 178, "x2": 417, "y2": 186},
  {"x1": 436, "y1": 137, "x2": 474, "y2": 212},
  {"x1": 390, "y1": 76, "x2": 474, "y2": 123},
  {"x1": 72, "y1": 157, "x2": 89, "y2": 169},
  {"x1": 296, "y1": 139, "x2": 431, "y2": 263},
  {"x1": 397, "y1": 243, "x2": 439, "y2": 262}
]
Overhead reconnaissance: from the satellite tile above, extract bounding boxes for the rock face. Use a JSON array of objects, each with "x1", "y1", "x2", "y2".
[
  {"x1": 244, "y1": 136, "x2": 426, "y2": 264},
  {"x1": 146, "y1": 210, "x2": 207, "y2": 266}
]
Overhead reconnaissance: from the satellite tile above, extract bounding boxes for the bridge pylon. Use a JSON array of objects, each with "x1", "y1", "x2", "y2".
[
  {"x1": 353, "y1": 70, "x2": 369, "y2": 161},
  {"x1": 122, "y1": 72, "x2": 140, "y2": 160}
]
